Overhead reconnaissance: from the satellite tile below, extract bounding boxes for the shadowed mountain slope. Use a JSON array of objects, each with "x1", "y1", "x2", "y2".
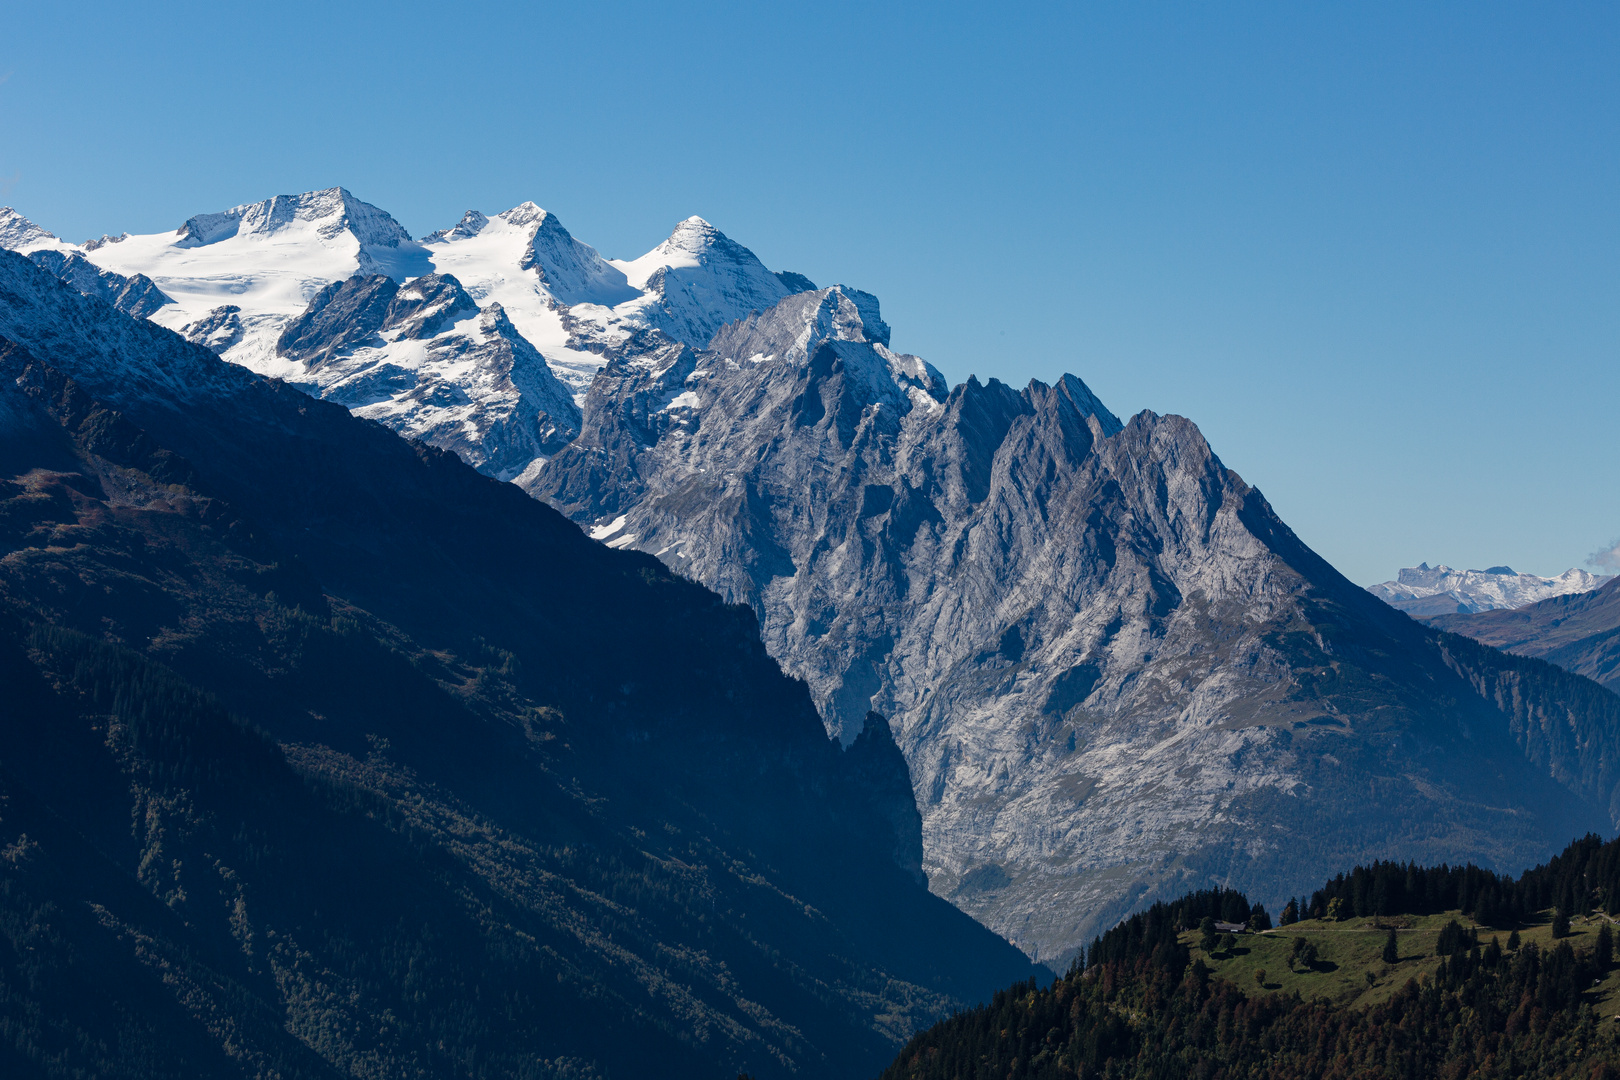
[{"x1": 0, "y1": 250, "x2": 1036, "y2": 1079}]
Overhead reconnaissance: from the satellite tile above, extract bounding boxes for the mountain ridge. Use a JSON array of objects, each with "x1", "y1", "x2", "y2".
[
  {"x1": 1432, "y1": 575, "x2": 1620, "y2": 696},
  {"x1": 530, "y1": 280, "x2": 1620, "y2": 962},
  {"x1": 7, "y1": 191, "x2": 1619, "y2": 968},
  {"x1": 1369, "y1": 562, "x2": 1606, "y2": 618}
]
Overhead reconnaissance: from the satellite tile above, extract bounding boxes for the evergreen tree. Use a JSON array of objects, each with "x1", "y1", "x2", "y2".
[{"x1": 1382, "y1": 927, "x2": 1399, "y2": 964}]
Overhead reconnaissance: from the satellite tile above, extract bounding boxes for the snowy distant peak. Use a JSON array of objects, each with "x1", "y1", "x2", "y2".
[
  {"x1": 421, "y1": 202, "x2": 635, "y2": 308},
  {"x1": 81, "y1": 233, "x2": 130, "y2": 252},
  {"x1": 0, "y1": 207, "x2": 70, "y2": 253},
  {"x1": 498, "y1": 201, "x2": 550, "y2": 230},
  {"x1": 177, "y1": 187, "x2": 413, "y2": 248},
  {"x1": 618, "y1": 215, "x2": 773, "y2": 287},
  {"x1": 513, "y1": 205, "x2": 637, "y2": 307},
  {"x1": 612, "y1": 216, "x2": 795, "y2": 347},
  {"x1": 663, "y1": 214, "x2": 723, "y2": 254},
  {"x1": 422, "y1": 210, "x2": 489, "y2": 244},
  {"x1": 1369, "y1": 563, "x2": 1608, "y2": 617}
]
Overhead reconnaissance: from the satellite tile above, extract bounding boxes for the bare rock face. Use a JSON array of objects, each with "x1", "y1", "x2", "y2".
[{"x1": 532, "y1": 286, "x2": 1620, "y2": 964}]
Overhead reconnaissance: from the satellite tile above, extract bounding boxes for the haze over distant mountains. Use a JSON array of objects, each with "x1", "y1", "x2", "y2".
[
  {"x1": 6, "y1": 189, "x2": 1620, "y2": 967},
  {"x1": 1432, "y1": 576, "x2": 1620, "y2": 696},
  {"x1": 1368, "y1": 562, "x2": 1608, "y2": 618}
]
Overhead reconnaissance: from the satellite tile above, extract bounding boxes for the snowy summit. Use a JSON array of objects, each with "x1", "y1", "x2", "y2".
[{"x1": 1368, "y1": 563, "x2": 1607, "y2": 618}]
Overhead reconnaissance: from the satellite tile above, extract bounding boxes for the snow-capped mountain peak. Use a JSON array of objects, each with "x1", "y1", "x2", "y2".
[
  {"x1": 1368, "y1": 562, "x2": 1608, "y2": 617},
  {"x1": 6, "y1": 189, "x2": 826, "y2": 482},
  {"x1": 422, "y1": 210, "x2": 491, "y2": 244},
  {"x1": 175, "y1": 186, "x2": 413, "y2": 249},
  {"x1": 424, "y1": 201, "x2": 631, "y2": 307},
  {"x1": 608, "y1": 216, "x2": 797, "y2": 347},
  {"x1": 0, "y1": 207, "x2": 73, "y2": 254}
]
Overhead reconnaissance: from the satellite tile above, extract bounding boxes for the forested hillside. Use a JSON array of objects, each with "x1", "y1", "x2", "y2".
[{"x1": 880, "y1": 833, "x2": 1620, "y2": 1079}]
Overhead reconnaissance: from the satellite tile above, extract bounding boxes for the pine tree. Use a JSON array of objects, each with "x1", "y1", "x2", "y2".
[
  {"x1": 1382, "y1": 927, "x2": 1399, "y2": 964},
  {"x1": 1552, "y1": 908, "x2": 1571, "y2": 939}
]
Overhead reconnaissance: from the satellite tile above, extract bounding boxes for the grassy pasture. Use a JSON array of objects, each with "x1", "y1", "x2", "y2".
[{"x1": 1187, "y1": 909, "x2": 1620, "y2": 1016}]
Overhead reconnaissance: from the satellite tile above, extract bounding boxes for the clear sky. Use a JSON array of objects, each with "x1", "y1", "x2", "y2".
[{"x1": 3, "y1": 2, "x2": 1615, "y2": 584}]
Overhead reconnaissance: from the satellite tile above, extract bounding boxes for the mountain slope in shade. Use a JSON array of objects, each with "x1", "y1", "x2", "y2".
[
  {"x1": 0, "y1": 249, "x2": 1037, "y2": 1078},
  {"x1": 27, "y1": 249, "x2": 174, "y2": 319},
  {"x1": 531, "y1": 284, "x2": 1620, "y2": 964},
  {"x1": 1369, "y1": 562, "x2": 1606, "y2": 618},
  {"x1": 1432, "y1": 575, "x2": 1620, "y2": 695}
]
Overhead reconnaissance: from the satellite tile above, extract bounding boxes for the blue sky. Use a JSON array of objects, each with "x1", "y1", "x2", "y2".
[{"x1": 3, "y1": 1, "x2": 1615, "y2": 584}]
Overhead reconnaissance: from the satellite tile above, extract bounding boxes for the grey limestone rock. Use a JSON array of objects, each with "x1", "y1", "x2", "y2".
[{"x1": 531, "y1": 285, "x2": 1620, "y2": 964}]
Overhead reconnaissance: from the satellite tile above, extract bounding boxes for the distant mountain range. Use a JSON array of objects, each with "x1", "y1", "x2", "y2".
[
  {"x1": 6, "y1": 191, "x2": 1620, "y2": 970},
  {"x1": 1432, "y1": 575, "x2": 1620, "y2": 695},
  {"x1": 1368, "y1": 562, "x2": 1607, "y2": 618}
]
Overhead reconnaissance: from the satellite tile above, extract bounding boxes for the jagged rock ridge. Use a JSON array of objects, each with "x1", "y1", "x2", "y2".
[
  {"x1": 9, "y1": 192, "x2": 1619, "y2": 968},
  {"x1": 0, "y1": 192, "x2": 817, "y2": 484},
  {"x1": 531, "y1": 284, "x2": 1620, "y2": 964}
]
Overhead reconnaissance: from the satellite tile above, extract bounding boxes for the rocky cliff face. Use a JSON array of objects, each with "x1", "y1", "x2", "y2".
[
  {"x1": 9, "y1": 191, "x2": 1618, "y2": 966},
  {"x1": 532, "y1": 285, "x2": 1620, "y2": 963}
]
